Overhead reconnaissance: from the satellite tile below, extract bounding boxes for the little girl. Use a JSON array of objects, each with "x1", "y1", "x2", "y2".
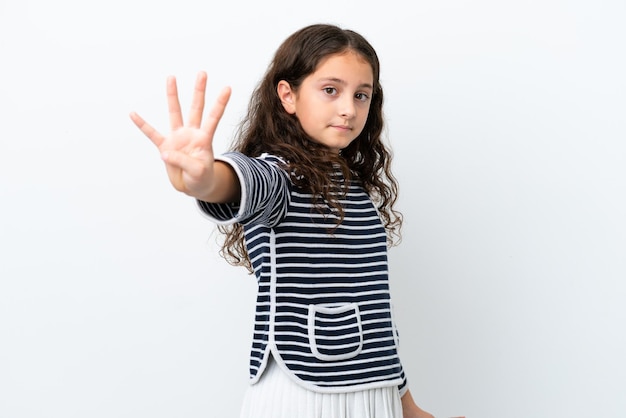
[{"x1": 131, "y1": 23, "x2": 434, "y2": 418}]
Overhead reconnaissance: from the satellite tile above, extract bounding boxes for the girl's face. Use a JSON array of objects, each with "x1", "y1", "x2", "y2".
[{"x1": 277, "y1": 51, "x2": 374, "y2": 154}]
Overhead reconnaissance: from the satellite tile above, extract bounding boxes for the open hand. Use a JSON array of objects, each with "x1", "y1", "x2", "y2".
[{"x1": 130, "y1": 71, "x2": 232, "y2": 200}]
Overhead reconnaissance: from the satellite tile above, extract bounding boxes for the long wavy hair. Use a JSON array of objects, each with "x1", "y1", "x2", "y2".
[{"x1": 218, "y1": 23, "x2": 403, "y2": 272}]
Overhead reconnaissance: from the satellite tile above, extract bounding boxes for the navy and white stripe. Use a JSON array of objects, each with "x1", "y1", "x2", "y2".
[{"x1": 199, "y1": 152, "x2": 408, "y2": 395}]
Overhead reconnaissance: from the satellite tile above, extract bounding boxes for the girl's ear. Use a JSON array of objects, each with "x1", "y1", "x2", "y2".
[{"x1": 277, "y1": 80, "x2": 296, "y2": 114}]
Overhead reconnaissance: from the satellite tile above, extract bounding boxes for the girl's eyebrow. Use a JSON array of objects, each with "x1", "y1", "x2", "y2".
[{"x1": 318, "y1": 77, "x2": 374, "y2": 90}]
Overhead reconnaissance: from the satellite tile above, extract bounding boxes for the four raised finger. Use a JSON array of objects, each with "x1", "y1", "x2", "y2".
[{"x1": 131, "y1": 72, "x2": 227, "y2": 153}]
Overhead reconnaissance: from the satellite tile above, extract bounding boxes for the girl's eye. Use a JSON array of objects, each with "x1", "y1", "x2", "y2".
[
  {"x1": 323, "y1": 87, "x2": 337, "y2": 95},
  {"x1": 355, "y1": 92, "x2": 370, "y2": 102}
]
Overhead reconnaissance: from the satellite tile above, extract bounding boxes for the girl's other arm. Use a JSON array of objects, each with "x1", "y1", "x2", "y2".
[
  {"x1": 402, "y1": 389, "x2": 465, "y2": 418},
  {"x1": 130, "y1": 71, "x2": 240, "y2": 203},
  {"x1": 401, "y1": 389, "x2": 434, "y2": 418}
]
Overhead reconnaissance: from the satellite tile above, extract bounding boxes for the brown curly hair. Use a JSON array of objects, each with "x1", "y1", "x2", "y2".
[{"x1": 218, "y1": 23, "x2": 403, "y2": 272}]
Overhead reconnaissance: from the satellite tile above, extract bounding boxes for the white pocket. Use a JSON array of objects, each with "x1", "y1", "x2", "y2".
[{"x1": 307, "y1": 303, "x2": 363, "y2": 361}]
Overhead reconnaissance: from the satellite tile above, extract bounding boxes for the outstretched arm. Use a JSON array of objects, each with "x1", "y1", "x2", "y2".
[{"x1": 130, "y1": 71, "x2": 240, "y2": 203}]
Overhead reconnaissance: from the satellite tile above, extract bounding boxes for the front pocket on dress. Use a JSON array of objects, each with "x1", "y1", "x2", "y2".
[{"x1": 307, "y1": 303, "x2": 363, "y2": 361}]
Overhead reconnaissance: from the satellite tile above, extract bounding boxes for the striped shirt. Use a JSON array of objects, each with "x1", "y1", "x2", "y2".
[{"x1": 198, "y1": 152, "x2": 408, "y2": 395}]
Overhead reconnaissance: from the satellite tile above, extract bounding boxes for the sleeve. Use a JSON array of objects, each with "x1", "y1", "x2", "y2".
[{"x1": 196, "y1": 152, "x2": 290, "y2": 227}]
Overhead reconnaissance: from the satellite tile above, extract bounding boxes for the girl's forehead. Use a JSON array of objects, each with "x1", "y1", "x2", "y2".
[
  {"x1": 311, "y1": 51, "x2": 374, "y2": 81},
  {"x1": 316, "y1": 50, "x2": 370, "y2": 68}
]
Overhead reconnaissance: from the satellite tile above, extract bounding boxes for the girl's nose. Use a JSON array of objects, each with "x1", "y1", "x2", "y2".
[{"x1": 339, "y1": 97, "x2": 356, "y2": 119}]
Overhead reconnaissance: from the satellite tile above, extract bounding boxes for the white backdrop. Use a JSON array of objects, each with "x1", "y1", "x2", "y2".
[{"x1": 1, "y1": 1, "x2": 625, "y2": 417}]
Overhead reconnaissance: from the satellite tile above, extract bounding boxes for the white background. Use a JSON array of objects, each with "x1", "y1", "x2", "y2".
[{"x1": 1, "y1": 0, "x2": 625, "y2": 417}]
